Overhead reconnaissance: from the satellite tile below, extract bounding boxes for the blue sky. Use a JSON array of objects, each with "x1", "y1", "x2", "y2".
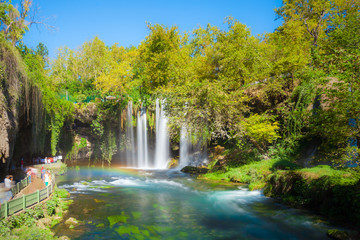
[{"x1": 21, "y1": 0, "x2": 283, "y2": 59}]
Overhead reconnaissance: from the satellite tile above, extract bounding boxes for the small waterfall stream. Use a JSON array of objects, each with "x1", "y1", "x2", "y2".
[
  {"x1": 136, "y1": 106, "x2": 149, "y2": 168},
  {"x1": 179, "y1": 123, "x2": 208, "y2": 167},
  {"x1": 154, "y1": 99, "x2": 170, "y2": 169},
  {"x1": 179, "y1": 125, "x2": 190, "y2": 167},
  {"x1": 126, "y1": 102, "x2": 136, "y2": 166}
]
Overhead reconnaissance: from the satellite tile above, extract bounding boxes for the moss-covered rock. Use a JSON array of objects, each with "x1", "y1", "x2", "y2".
[
  {"x1": 167, "y1": 158, "x2": 179, "y2": 169},
  {"x1": 327, "y1": 229, "x2": 350, "y2": 240},
  {"x1": 65, "y1": 217, "x2": 81, "y2": 227},
  {"x1": 181, "y1": 166, "x2": 209, "y2": 174}
]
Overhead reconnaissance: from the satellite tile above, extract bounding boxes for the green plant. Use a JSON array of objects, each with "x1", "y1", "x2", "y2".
[
  {"x1": 0, "y1": 219, "x2": 11, "y2": 236},
  {"x1": 46, "y1": 198, "x2": 58, "y2": 216}
]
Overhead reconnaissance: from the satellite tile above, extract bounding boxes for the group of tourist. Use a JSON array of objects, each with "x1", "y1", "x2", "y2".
[
  {"x1": 32, "y1": 155, "x2": 62, "y2": 165},
  {"x1": 25, "y1": 166, "x2": 52, "y2": 186},
  {"x1": 1, "y1": 163, "x2": 55, "y2": 205}
]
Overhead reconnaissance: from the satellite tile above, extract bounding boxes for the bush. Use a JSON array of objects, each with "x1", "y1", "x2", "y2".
[
  {"x1": 46, "y1": 199, "x2": 58, "y2": 216},
  {"x1": 12, "y1": 226, "x2": 56, "y2": 240},
  {"x1": 24, "y1": 205, "x2": 44, "y2": 220},
  {"x1": 54, "y1": 187, "x2": 70, "y2": 198},
  {"x1": 0, "y1": 219, "x2": 11, "y2": 236}
]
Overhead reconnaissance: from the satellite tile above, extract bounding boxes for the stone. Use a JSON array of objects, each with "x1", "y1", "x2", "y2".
[
  {"x1": 65, "y1": 217, "x2": 81, "y2": 227},
  {"x1": 167, "y1": 158, "x2": 179, "y2": 169},
  {"x1": 181, "y1": 166, "x2": 209, "y2": 174},
  {"x1": 58, "y1": 236, "x2": 71, "y2": 240},
  {"x1": 37, "y1": 217, "x2": 52, "y2": 227},
  {"x1": 327, "y1": 229, "x2": 350, "y2": 240}
]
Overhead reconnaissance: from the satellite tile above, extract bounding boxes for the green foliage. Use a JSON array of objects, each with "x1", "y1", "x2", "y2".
[
  {"x1": 11, "y1": 226, "x2": 56, "y2": 240},
  {"x1": 242, "y1": 114, "x2": 280, "y2": 149},
  {"x1": 40, "y1": 0, "x2": 359, "y2": 166},
  {"x1": 265, "y1": 166, "x2": 360, "y2": 225},
  {"x1": 46, "y1": 198, "x2": 58, "y2": 215}
]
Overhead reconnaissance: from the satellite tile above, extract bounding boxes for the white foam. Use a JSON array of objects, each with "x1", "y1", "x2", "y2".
[
  {"x1": 145, "y1": 179, "x2": 189, "y2": 190},
  {"x1": 109, "y1": 178, "x2": 143, "y2": 186},
  {"x1": 208, "y1": 189, "x2": 265, "y2": 214},
  {"x1": 60, "y1": 181, "x2": 107, "y2": 193}
]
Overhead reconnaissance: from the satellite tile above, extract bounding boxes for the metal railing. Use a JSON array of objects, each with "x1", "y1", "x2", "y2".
[{"x1": 0, "y1": 175, "x2": 55, "y2": 218}]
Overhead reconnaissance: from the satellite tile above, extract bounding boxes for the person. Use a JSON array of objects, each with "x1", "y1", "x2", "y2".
[
  {"x1": 4, "y1": 175, "x2": 12, "y2": 189},
  {"x1": 27, "y1": 168, "x2": 32, "y2": 183},
  {"x1": 2, "y1": 175, "x2": 13, "y2": 202},
  {"x1": 41, "y1": 166, "x2": 45, "y2": 181},
  {"x1": 44, "y1": 171, "x2": 49, "y2": 186},
  {"x1": 48, "y1": 172, "x2": 52, "y2": 185},
  {"x1": 21, "y1": 158, "x2": 24, "y2": 170}
]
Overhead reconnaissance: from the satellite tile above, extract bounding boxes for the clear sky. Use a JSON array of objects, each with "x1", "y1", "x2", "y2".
[{"x1": 21, "y1": 0, "x2": 283, "y2": 60}]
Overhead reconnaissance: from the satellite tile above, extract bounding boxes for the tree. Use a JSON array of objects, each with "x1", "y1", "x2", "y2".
[
  {"x1": 94, "y1": 45, "x2": 139, "y2": 94},
  {"x1": 137, "y1": 23, "x2": 182, "y2": 92},
  {"x1": 0, "y1": 0, "x2": 32, "y2": 45},
  {"x1": 275, "y1": 0, "x2": 332, "y2": 46}
]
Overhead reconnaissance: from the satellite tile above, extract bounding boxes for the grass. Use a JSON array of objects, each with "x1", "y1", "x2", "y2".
[
  {"x1": 201, "y1": 158, "x2": 360, "y2": 190},
  {"x1": 200, "y1": 159, "x2": 280, "y2": 190}
]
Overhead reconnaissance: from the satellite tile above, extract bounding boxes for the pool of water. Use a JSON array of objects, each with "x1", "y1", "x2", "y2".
[{"x1": 53, "y1": 167, "x2": 332, "y2": 239}]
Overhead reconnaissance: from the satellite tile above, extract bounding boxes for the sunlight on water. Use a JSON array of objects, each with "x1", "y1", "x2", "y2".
[{"x1": 53, "y1": 167, "x2": 333, "y2": 240}]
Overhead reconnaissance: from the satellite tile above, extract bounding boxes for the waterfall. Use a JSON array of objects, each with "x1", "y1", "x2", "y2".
[
  {"x1": 142, "y1": 108, "x2": 149, "y2": 168},
  {"x1": 154, "y1": 99, "x2": 170, "y2": 169},
  {"x1": 126, "y1": 102, "x2": 136, "y2": 166},
  {"x1": 136, "y1": 111, "x2": 143, "y2": 168},
  {"x1": 179, "y1": 125, "x2": 190, "y2": 167},
  {"x1": 136, "y1": 106, "x2": 149, "y2": 168},
  {"x1": 124, "y1": 100, "x2": 170, "y2": 169},
  {"x1": 179, "y1": 125, "x2": 208, "y2": 167}
]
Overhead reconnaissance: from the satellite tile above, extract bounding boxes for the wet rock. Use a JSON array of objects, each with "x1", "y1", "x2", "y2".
[
  {"x1": 37, "y1": 217, "x2": 52, "y2": 228},
  {"x1": 58, "y1": 236, "x2": 71, "y2": 240},
  {"x1": 167, "y1": 158, "x2": 179, "y2": 169},
  {"x1": 181, "y1": 166, "x2": 209, "y2": 174},
  {"x1": 214, "y1": 145, "x2": 225, "y2": 155},
  {"x1": 65, "y1": 217, "x2": 81, "y2": 227},
  {"x1": 327, "y1": 229, "x2": 350, "y2": 240}
]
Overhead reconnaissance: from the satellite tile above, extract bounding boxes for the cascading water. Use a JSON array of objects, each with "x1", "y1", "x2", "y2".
[
  {"x1": 123, "y1": 100, "x2": 170, "y2": 169},
  {"x1": 179, "y1": 125, "x2": 190, "y2": 167},
  {"x1": 179, "y1": 124, "x2": 208, "y2": 167},
  {"x1": 154, "y1": 99, "x2": 170, "y2": 169},
  {"x1": 126, "y1": 102, "x2": 136, "y2": 166},
  {"x1": 136, "y1": 106, "x2": 149, "y2": 168}
]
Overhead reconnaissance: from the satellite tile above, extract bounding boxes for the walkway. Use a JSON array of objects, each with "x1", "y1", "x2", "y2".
[{"x1": 15, "y1": 176, "x2": 45, "y2": 197}]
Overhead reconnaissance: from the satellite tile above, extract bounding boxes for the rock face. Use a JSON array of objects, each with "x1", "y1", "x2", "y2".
[
  {"x1": 181, "y1": 166, "x2": 209, "y2": 174},
  {"x1": 0, "y1": 40, "x2": 25, "y2": 170},
  {"x1": 0, "y1": 40, "x2": 48, "y2": 171}
]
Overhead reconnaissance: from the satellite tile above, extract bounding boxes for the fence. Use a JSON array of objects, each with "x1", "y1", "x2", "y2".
[
  {"x1": 10, "y1": 176, "x2": 30, "y2": 196},
  {"x1": 0, "y1": 175, "x2": 55, "y2": 218}
]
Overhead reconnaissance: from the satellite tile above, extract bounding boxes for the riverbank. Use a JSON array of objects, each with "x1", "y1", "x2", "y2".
[
  {"x1": 0, "y1": 187, "x2": 72, "y2": 239},
  {"x1": 199, "y1": 159, "x2": 360, "y2": 234}
]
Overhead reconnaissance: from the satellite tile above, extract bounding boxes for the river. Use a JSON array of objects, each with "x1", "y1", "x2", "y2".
[{"x1": 53, "y1": 167, "x2": 333, "y2": 239}]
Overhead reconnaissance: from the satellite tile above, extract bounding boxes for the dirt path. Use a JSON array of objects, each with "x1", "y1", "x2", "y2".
[{"x1": 17, "y1": 176, "x2": 45, "y2": 196}]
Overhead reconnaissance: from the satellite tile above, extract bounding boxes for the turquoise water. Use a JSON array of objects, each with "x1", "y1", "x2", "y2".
[{"x1": 53, "y1": 168, "x2": 332, "y2": 239}]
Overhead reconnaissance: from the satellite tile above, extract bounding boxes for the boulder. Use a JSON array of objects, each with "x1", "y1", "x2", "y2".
[
  {"x1": 65, "y1": 217, "x2": 81, "y2": 227},
  {"x1": 167, "y1": 158, "x2": 179, "y2": 169},
  {"x1": 181, "y1": 166, "x2": 209, "y2": 174},
  {"x1": 58, "y1": 236, "x2": 71, "y2": 240},
  {"x1": 37, "y1": 217, "x2": 52, "y2": 227},
  {"x1": 327, "y1": 230, "x2": 350, "y2": 240}
]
